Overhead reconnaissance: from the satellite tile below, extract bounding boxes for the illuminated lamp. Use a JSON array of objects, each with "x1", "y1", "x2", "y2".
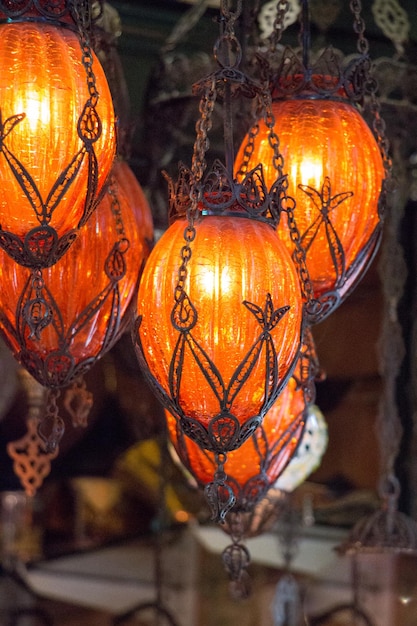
[
  {"x1": 236, "y1": 92, "x2": 384, "y2": 321},
  {"x1": 0, "y1": 1, "x2": 116, "y2": 268},
  {"x1": 134, "y1": 194, "x2": 302, "y2": 446},
  {"x1": 235, "y1": 2, "x2": 389, "y2": 323},
  {"x1": 0, "y1": 158, "x2": 153, "y2": 455}
]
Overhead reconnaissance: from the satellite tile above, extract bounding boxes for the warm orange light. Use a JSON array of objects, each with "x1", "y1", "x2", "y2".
[
  {"x1": 134, "y1": 212, "x2": 303, "y2": 444},
  {"x1": 0, "y1": 22, "x2": 116, "y2": 248},
  {"x1": 0, "y1": 159, "x2": 153, "y2": 388},
  {"x1": 236, "y1": 95, "x2": 385, "y2": 311},
  {"x1": 166, "y1": 368, "x2": 306, "y2": 511}
]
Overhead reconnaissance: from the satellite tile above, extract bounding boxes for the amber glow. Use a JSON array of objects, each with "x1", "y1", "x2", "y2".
[
  {"x1": 135, "y1": 213, "x2": 303, "y2": 430},
  {"x1": 0, "y1": 160, "x2": 153, "y2": 387},
  {"x1": 235, "y1": 96, "x2": 385, "y2": 302},
  {"x1": 0, "y1": 22, "x2": 116, "y2": 239},
  {"x1": 166, "y1": 368, "x2": 306, "y2": 507}
]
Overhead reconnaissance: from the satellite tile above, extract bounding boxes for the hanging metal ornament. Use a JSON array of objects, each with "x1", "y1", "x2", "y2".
[
  {"x1": 0, "y1": 0, "x2": 116, "y2": 269},
  {"x1": 133, "y1": 0, "x2": 306, "y2": 522},
  {"x1": 337, "y1": 141, "x2": 417, "y2": 559},
  {"x1": 235, "y1": 0, "x2": 390, "y2": 323},
  {"x1": 0, "y1": 158, "x2": 153, "y2": 461}
]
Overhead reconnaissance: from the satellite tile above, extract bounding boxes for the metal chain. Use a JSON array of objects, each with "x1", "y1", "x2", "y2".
[
  {"x1": 263, "y1": 92, "x2": 285, "y2": 178},
  {"x1": 72, "y1": 0, "x2": 100, "y2": 108},
  {"x1": 39, "y1": 389, "x2": 65, "y2": 454},
  {"x1": 106, "y1": 174, "x2": 126, "y2": 240},
  {"x1": 368, "y1": 90, "x2": 393, "y2": 196},
  {"x1": 220, "y1": 0, "x2": 242, "y2": 25},
  {"x1": 191, "y1": 78, "x2": 216, "y2": 195},
  {"x1": 350, "y1": 0, "x2": 393, "y2": 199},
  {"x1": 349, "y1": 0, "x2": 369, "y2": 56},
  {"x1": 285, "y1": 200, "x2": 318, "y2": 314},
  {"x1": 269, "y1": 0, "x2": 290, "y2": 52},
  {"x1": 174, "y1": 78, "x2": 216, "y2": 305},
  {"x1": 262, "y1": 91, "x2": 318, "y2": 315},
  {"x1": 173, "y1": 224, "x2": 196, "y2": 305}
]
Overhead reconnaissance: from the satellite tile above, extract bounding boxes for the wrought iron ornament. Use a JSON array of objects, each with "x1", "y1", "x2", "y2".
[
  {"x1": 135, "y1": 291, "x2": 293, "y2": 457},
  {"x1": 1, "y1": 174, "x2": 131, "y2": 389}
]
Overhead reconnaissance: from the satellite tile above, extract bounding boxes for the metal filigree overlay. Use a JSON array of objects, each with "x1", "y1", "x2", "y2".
[
  {"x1": 0, "y1": 0, "x2": 75, "y2": 23},
  {"x1": 135, "y1": 291, "x2": 292, "y2": 456},
  {"x1": 267, "y1": 45, "x2": 372, "y2": 102},
  {"x1": 0, "y1": 99, "x2": 102, "y2": 269},
  {"x1": 166, "y1": 160, "x2": 286, "y2": 227},
  {"x1": 2, "y1": 179, "x2": 130, "y2": 389}
]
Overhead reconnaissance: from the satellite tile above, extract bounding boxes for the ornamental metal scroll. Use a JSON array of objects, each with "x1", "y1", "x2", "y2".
[{"x1": 134, "y1": 291, "x2": 294, "y2": 457}]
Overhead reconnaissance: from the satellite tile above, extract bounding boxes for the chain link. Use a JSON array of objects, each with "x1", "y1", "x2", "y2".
[
  {"x1": 269, "y1": 0, "x2": 290, "y2": 52},
  {"x1": 72, "y1": 0, "x2": 99, "y2": 107},
  {"x1": 285, "y1": 199, "x2": 323, "y2": 321},
  {"x1": 349, "y1": 0, "x2": 369, "y2": 56},
  {"x1": 106, "y1": 174, "x2": 126, "y2": 240},
  {"x1": 350, "y1": 0, "x2": 392, "y2": 201}
]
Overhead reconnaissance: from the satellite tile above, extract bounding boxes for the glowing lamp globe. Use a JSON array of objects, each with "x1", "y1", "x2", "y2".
[
  {"x1": 0, "y1": 20, "x2": 116, "y2": 267},
  {"x1": 0, "y1": 159, "x2": 153, "y2": 389},
  {"x1": 236, "y1": 94, "x2": 385, "y2": 321},
  {"x1": 134, "y1": 211, "x2": 303, "y2": 454}
]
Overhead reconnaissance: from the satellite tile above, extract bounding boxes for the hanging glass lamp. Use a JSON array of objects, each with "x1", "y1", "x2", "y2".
[
  {"x1": 133, "y1": 1, "x2": 304, "y2": 521},
  {"x1": 235, "y1": 1, "x2": 389, "y2": 323},
  {"x1": 0, "y1": 1, "x2": 116, "y2": 268}
]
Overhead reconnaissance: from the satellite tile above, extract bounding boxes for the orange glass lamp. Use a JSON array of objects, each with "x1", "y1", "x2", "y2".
[
  {"x1": 235, "y1": 4, "x2": 388, "y2": 323},
  {"x1": 0, "y1": 1, "x2": 116, "y2": 268},
  {"x1": 0, "y1": 158, "x2": 153, "y2": 448},
  {"x1": 133, "y1": 2, "x2": 304, "y2": 521},
  {"x1": 135, "y1": 200, "x2": 302, "y2": 432}
]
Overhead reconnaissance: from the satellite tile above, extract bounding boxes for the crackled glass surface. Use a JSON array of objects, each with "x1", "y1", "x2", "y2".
[
  {"x1": 0, "y1": 160, "x2": 152, "y2": 387},
  {"x1": 0, "y1": 22, "x2": 116, "y2": 239},
  {"x1": 166, "y1": 370, "x2": 306, "y2": 508},
  {"x1": 135, "y1": 214, "x2": 303, "y2": 429},
  {"x1": 236, "y1": 97, "x2": 384, "y2": 303}
]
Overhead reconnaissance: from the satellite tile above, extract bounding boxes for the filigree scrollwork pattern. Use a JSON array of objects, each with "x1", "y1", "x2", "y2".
[{"x1": 135, "y1": 291, "x2": 294, "y2": 457}]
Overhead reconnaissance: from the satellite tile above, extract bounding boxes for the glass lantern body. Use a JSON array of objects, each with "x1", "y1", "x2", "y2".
[
  {"x1": 0, "y1": 22, "x2": 116, "y2": 260},
  {"x1": 134, "y1": 213, "x2": 303, "y2": 449},
  {"x1": 0, "y1": 159, "x2": 152, "y2": 388},
  {"x1": 236, "y1": 95, "x2": 384, "y2": 315}
]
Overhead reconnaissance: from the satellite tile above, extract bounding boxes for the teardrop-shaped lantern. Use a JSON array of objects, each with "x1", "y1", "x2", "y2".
[
  {"x1": 0, "y1": 6, "x2": 116, "y2": 268},
  {"x1": 0, "y1": 158, "x2": 153, "y2": 389},
  {"x1": 236, "y1": 72, "x2": 385, "y2": 322},
  {"x1": 134, "y1": 206, "x2": 303, "y2": 457}
]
